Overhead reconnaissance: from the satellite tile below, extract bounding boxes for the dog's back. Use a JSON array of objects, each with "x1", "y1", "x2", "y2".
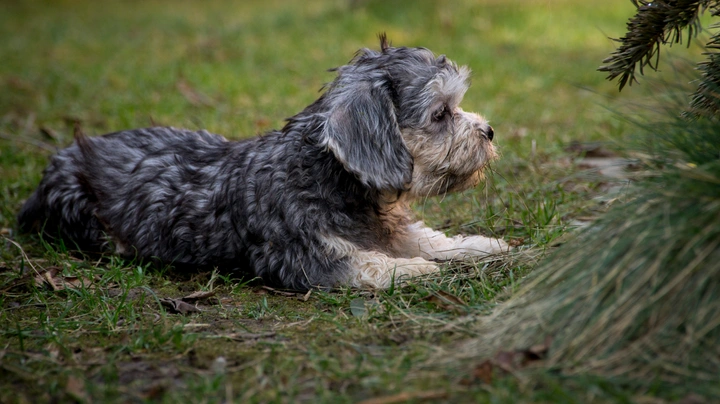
[{"x1": 17, "y1": 127, "x2": 233, "y2": 253}]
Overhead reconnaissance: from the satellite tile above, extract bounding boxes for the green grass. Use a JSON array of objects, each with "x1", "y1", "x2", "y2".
[{"x1": 0, "y1": 0, "x2": 714, "y2": 402}]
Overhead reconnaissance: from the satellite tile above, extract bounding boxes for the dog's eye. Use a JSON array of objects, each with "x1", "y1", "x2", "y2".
[{"x1": 432, "y1": 106, "x2": 449, "y2": 122}]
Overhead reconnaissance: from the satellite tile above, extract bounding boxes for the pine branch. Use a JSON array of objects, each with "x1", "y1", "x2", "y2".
[
  {"x1": 599, "y1": 0, "x2": 712, "y2": 91},
  {"x1": 687, "y1": 17, "x2": 720, "y2": 117}
]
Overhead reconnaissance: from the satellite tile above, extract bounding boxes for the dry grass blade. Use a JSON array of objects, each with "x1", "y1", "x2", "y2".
[{"x1": 160, "y1": 298, "x2": 201, "y2": 314}]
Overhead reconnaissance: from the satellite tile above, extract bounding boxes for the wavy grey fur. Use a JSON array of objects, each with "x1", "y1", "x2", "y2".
[{"x1": 18, "y1": 38, "x2": 494, "y2": 290}]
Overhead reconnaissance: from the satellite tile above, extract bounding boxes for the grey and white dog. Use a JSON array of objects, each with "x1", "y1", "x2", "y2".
[{"x1": 18, "y1": 36, "x2": 507, "y2": 290}]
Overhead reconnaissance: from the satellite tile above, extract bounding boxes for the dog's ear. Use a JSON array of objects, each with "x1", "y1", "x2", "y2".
[{"x1": 322, "y1": 79, "x2": 413, "y2": 191}]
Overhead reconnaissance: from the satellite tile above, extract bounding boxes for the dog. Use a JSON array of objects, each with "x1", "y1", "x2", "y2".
[{"x1": 18, "y1": 35, "x2": 508, "y2": 290}]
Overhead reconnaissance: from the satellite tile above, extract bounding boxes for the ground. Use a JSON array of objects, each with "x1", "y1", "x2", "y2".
[{"x1": 0, "y1": 0, "x2": 710, "y2": 402}]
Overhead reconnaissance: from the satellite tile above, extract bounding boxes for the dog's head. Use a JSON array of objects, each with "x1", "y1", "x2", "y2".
[{"x1": 320, "y1": 34, "x2": 497, "y2": 197}]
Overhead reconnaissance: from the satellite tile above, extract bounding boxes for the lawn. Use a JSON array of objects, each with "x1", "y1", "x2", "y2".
[{"x1": 0, "y1": 0, "x2": 712, "y2": 402}]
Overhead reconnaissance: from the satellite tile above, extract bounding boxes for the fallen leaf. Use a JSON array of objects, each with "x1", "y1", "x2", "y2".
[
  {"x1": 32, "y1": 267, "x2": 97, "y2": 291},
  {"x1": 61, "y1": 275, "x2": 95, "y2": 289},
  {"x1": 160, "y1": 298, "x2": 201, "y2": 314},
  {"x1": 181, "y1": 290, "x2": 216, "y2": 302}
]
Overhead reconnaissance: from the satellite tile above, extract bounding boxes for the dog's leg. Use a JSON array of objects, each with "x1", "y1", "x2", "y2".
[
  {"x1": 320, "y1": 235, "x2": 439, "y2": 288},
  {"x1": 347, "y1": 250, "x2": 439, "y2": 289},
  {"x1": 393, "y1": 221, "x2": 508, "y2": 261}
]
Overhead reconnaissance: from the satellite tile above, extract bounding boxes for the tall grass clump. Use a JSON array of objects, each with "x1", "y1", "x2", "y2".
[{"x1": 453, "y1": 111, "x2": 720, "y2": 394}]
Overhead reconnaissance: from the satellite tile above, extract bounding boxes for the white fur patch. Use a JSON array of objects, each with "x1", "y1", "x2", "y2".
[
  {"x1": 393, "y1": 221, "x2": 508, "y2": 260},
  {"x1": 320, "y1": 234, "x2": 440, "y2": 288}
]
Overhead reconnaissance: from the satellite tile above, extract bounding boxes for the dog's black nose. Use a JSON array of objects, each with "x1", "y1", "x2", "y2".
[{"x1": 486, "y1": 126, "x2": 494, "y2": 142}]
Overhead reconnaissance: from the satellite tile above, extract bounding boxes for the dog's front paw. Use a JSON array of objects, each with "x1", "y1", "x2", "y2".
[
  {"x1": 349, "y1": 253, "x2": 440, "y2": 289},
  {"x1": 454, "y1": 235, "x2": 509, "y2": 257}
]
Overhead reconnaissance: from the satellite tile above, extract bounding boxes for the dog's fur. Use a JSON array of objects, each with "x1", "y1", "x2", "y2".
[{"x1": 18, "y1": 36, "x2": 507, "y2": 290}]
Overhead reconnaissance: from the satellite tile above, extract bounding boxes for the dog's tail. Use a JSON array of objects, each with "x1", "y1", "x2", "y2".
[
  {"x1": 17, "y1": 188, "x2": 45, "y2": 233},
  {"x1": 17, "y1": 133, "x2": 108, "y2": 251},
  {"x1": 16, "y1": 131, "x2": 90, "y2": 235}
]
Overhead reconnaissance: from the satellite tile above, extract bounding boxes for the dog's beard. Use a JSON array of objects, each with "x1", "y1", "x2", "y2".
[{"x1": 401, "y1": 122, "x2": 496, "y2": 198}]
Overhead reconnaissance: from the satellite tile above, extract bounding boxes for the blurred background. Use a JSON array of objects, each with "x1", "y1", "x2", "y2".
[{"x1": 1, "y1": 0, "x2": 654, "y2": 142}]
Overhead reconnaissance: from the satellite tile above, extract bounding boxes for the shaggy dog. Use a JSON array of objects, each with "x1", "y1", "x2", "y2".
[{"x1": 18, "y1": 36, "x2": 508, "y2": 290}]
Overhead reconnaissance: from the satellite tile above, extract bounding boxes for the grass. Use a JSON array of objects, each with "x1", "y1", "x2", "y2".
[{"x1": 0, "y1": 0, "x2": 715, "y2": 402}]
